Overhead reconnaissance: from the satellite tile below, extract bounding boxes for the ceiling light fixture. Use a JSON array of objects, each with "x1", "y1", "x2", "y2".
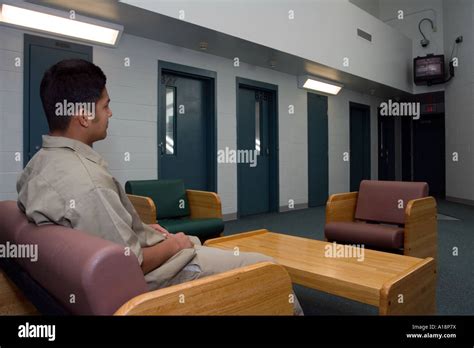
[
  {"x1": 0, "y1": 2, "x2": 123, "y2": 47},
  {"x1": 297, "y1": 75, "x2": 343, "y2": 95}
]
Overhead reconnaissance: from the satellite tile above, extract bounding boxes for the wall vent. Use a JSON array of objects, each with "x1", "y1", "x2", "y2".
[{"x1": 357, "y1": 28, "x2": 372, "y2": 42}]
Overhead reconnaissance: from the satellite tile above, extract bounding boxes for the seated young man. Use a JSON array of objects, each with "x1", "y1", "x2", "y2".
[{"x1": 17, "y1": 59, "x2": 303, "y2": 315}]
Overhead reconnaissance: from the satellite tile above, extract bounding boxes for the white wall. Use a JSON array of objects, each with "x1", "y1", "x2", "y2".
[
  {"x1": 122, "y1": 0, "x2": 413, "y2": 93},
  {"x1": 442, "y1": 0, "x2": 474, "y2": 202},
  {"x1": 0, "y1": 26, "x2": 23, "y2": 201},
  {"x1": 379, "y1": 0, "x2": 445, "y2": 94},
  {"x1": 0, "y1": 25, "x2": 382, "y2": 215}
]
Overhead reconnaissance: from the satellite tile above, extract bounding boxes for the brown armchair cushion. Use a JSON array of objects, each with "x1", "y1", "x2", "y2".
[
  {"x1": 325, "y1": 221, "x2": 404, "y2": 250},
  {"x1": 355, "y1": 180, "x2": 428, "y2": 224}
]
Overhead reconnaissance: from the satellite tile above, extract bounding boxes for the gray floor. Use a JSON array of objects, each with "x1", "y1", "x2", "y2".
[{"x1": 223, "y1": 199, "x2": 474, "y2": 315}]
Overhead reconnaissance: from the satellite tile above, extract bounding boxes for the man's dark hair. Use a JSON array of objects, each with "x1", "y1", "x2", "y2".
[{"x1": 40, "y1": 59, "x2": 106, "y2": 132}]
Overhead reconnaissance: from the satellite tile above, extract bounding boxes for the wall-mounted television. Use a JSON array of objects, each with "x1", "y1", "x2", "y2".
[{"x1": 414, "y1": 54, "x2": 445, "y2": 85}]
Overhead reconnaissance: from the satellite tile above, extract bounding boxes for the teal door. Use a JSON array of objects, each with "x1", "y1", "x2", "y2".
[
  {"x1": 159, "y1": 71, "x2": 214, "y2": 190},
  {"x1": 350, "y1": 102, "x2": 371, "y2": 191},
  {"x1": 308, "y1": 93, "x2": 328, "y2": 207},
  {"x1": 24, "y1": 34, "x2": 92, "y2": 166},
  {"x1": 237, "y1": 87, "x2": 273, "y2": 216}
]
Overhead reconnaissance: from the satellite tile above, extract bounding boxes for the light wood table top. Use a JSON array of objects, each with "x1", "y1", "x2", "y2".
[{"x1": 205, "y1": 229, "x2": 436, "y2": 314}]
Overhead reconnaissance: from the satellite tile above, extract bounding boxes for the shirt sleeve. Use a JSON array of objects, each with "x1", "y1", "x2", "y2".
[
  {"x1": 17, "y1": 172, "x2": 68, "y2": 226},
  {"x1": 68, "y1": 187, "x2": 145, "y2": 265}
]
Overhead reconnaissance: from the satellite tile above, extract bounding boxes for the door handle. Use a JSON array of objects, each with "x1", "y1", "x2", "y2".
[{"x1": 158, "y1": 142, "x2": 164, "y2": 155}]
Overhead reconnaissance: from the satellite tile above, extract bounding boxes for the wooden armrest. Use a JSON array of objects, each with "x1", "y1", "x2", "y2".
[
  {"x1": 114, "y1": 262, "x2": 293, "y2": 315},
  {"x1": 186, "y1": 190, "x2": 222, "y2": 219},
  {"x1": 0, "y1": 270, "x2": 38, "y2": 315},
  {"x1": 325, "y1": 192, "x2": 358, "y2": 223},
  {"x1": 127, "y1": 194, "x2": 156, "y2": 225},
  {"x1": 404, "y1": 196, "x2": 437, "y2": 259}
]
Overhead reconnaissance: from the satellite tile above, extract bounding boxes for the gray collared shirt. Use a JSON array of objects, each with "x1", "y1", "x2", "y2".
[{"x1": 17, "y1": 135, "x2": 196, "y2": 289}]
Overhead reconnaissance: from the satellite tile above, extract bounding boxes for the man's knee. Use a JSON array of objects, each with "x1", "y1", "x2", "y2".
[
  {"x1": 190, "y1": 247, "x2": 275, "y2": 278},
  {"x1": 240, "y1": 251, "x2": 275, "y2": 265}
]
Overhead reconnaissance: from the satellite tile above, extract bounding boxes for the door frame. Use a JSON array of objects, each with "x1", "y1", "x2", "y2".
[
  {"x1": 349, "y1": 101, "x2": 371, "y2": 191},
  {"x1": 157, "y1": 60, "x2": 217, "y2": 192},
  {"x1": 23, "y1": 34, "x2": 92, "y2": 167},
  {"x1": 236, "y1": 77, "x2": 279, "y2": 218}
]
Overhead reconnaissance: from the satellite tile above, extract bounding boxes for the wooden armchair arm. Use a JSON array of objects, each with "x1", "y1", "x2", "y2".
[
  {"x1": 0, "y1": 270, "x2": 38, "y2": 315},
  {"x1": 114, "y1": 262, "x2": 293, "y2": 315},
  {"x1": 186, "y1": 190, "x2": 222, "y2": 219},
  {"x1": 127, "y1": 194, "x2": 156, "y2": 225},
  {"x1": 404, "y1": 196, "x2": 437, "y2": 259},
  {"x1": 325, "y1": 192, "x2": 358, "y2": 223}
]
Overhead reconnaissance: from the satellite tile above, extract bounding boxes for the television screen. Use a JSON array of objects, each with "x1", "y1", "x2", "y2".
[{"x1": 414, "y1": 54, "x2": 445, "y2": 85}]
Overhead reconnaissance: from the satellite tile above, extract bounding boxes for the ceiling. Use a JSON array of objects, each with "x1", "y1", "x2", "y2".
[{"x1": 27, "y1": 0, "x2": 411, "y2": 99}]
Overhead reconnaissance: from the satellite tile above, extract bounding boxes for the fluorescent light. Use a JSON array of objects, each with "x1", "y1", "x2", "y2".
[
  {"x1": 303, "y1": 79, "x2": 342, "y2": 95},
  {"x1": 0, "y1": 3, "x2": 123, "y2": 46},
  {"x1": 297, "y1": 75, "x2": 343, "y2": 95}
]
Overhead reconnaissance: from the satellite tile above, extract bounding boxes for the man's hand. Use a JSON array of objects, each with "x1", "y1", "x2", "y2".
[
  {"x1": 149, "y1": 223, "x2": 171, "y2": 238},
  {"x1": 141, "y1": 232, "x2": 194, "y2": 274},
  {"x1": 169, "y1": 232, "x2": 194, "y2": 250}
]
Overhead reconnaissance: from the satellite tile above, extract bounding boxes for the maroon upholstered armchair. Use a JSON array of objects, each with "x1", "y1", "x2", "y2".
[{"x1": 324, "y1": 180, "x2": 437, "y2": 260}]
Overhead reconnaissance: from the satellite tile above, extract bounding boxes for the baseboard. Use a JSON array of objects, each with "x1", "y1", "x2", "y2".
[
  {"x1": 446, "y1": 196, "x2": 474, "y2": 207},
  {"x1": 279, "y1": 203, "x2": 308, "y2": 213},
  {"x1": 222, "y1": 213, "x2": 238, "y2": 221},
  {"x1": 222, "y1": 203, "x2": 309, "y2": 221}
]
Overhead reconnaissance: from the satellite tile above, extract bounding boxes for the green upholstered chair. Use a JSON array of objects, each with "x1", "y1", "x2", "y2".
[{"x1": 125, "y1": 179, "x2": 224, "y2": 242}]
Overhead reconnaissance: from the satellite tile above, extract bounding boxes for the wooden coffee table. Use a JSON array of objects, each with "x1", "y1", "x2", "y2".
[{"x1": 204, "y1": 229, "x2": 436, "y2": 315}]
